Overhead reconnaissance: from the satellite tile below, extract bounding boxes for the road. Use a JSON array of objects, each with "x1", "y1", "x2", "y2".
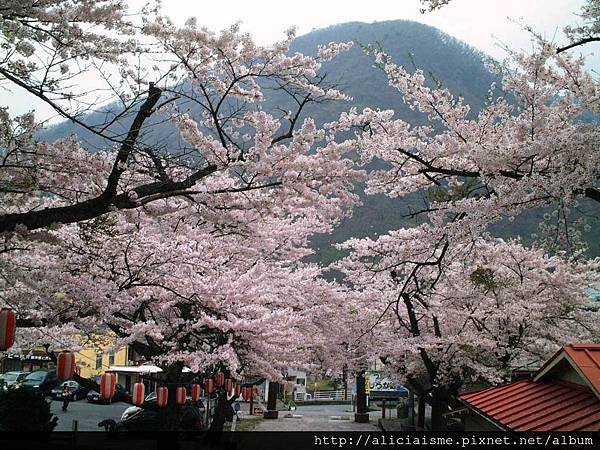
[
  {"x1": 47, "y1": 398, "x2": 383, "y2": 432},
  {"x1": 48, "y1": 397, "x2": 129, "y2": 431},
  {"x1": 254, "y1": 404, "x2": 381, "y2": 431}
]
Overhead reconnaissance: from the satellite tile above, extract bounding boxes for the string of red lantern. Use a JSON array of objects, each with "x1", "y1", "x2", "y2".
[
  {"x1": 100, "y1": 372, "x2": 117, "y2": 400},
  {"x1": 191, "y1": 384, "x2": 202, "y2": 402},
  {"x1": 0, "y1": 308, "x2": 16, "y2": 351},
  {"x1": 132, "y1": 382, "x2": 145, "y2": 406},
  {"x1": 156, "y1": 386, "x2": 168, "y2": 407},
  {"x1": 176, "y1": 386, "x2": 186, "y2": 405},
  {"x1": 57, "y1": 351, "x2": 76, "y2": 381}
]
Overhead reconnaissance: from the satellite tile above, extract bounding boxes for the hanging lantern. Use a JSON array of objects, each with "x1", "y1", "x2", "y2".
[
  {"x1": 225, "y1": 378, "x2": 232, "y2": 392},
  {"x1": 234, "y1": 384, "x2": 241, "y2": 398},
  {"x1": 156, "y1": 386, "x2": 169, "y2": 407},
  {"x1": 242, "y1": 386, "x2": 249, "y2": 401},
  {"x1": 215, "y1": 372, "x2": 224, "y2": 387},
  {"x1": 176, "y1": 386, "x2": 186, "y2": 405},
  {"x1": 57, "y1": 351, "x2": 76, "y2": 381},
  {"x1": 100, "y1": 372, "x2": 117, "y2": 400},
  {"x1": 0, "y1": 307, "x2": 16, "y2": 351},
  {"x1": 191, "y1": 384, "x2": 202, "y2": 402},
  {"x1": 204, "y1": 378, "x2": 214, "y2": 394},
  {"x1": 132, "y1": 382, "x2": 145, "y2": 406}
]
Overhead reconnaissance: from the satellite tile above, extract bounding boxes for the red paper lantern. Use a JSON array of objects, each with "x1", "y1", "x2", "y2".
[
  {"x1": 215, "y1": 372, "x2": 224, "y2": 387},
  {"x1": 234, "y1": 384, "x2": 241, "y2": 397},
  {"x1": 176, "y1": 386, "x2": 186, "y2": 405},
  {"x1": 57, "y1": 351, "x2": 76, "y2": 381},
  {"x1": 0, "y1": 307, "x2": 16, "y2": 351},
  {"x1": 242, "y1": 386, "x2": 249, "y2": 401},
  {"x1": 157, "y1": 386, "x2": 168, "y2": 407},
  {"x1": 225, "y1": 378, "x2": 232, "y2": 392},
  {"x1": 191, "y1": 384, "x2": 202, "y2": 402},
  {"x1": 204, "y1": 378, "x2": 214, "y2": 394},
  {"x1": 132, "y1": 382, "x2": 145, "y2": 406},
  {"x1": 100, "y1": 372, "x2": 117, "y2": 400}
]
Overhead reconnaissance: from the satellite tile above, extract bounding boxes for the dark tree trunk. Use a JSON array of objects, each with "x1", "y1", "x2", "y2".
[
  {"x1": 354, "y1": 370, "x2": 369, "y2": 423},
  {"x1": 208, "y1": 389, "x2": 236, "y2": 433},
  {"x1": 263, "y1": 381, "x2": 279, "y2": 419},
  {"x1": 430, "y1": 397, "x2": 446, "y2": 431},
  {"x1": 417, "y1": 396, "x2": 426, "y2": 429}
]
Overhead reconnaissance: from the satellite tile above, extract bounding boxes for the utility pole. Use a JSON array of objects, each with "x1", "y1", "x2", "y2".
[{"x1": 342, "y1": 364, "x2": 348, "y2": 401}]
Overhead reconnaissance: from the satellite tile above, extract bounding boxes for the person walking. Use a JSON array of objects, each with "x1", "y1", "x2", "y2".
[{"x1": 62, "y1": 384, "x2": 71, "y2": 412}]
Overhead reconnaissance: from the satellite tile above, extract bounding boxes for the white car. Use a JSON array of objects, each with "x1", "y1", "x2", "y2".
[{"x1": 121, "y1": 392, "x2": 157, "y2": 420}]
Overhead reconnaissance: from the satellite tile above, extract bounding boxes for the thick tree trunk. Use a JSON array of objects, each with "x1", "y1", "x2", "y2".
[
  {"x1": 263, "y1": 381, "x2": 279, "y2": 419},
  {"x1": 160, "y1": 402, "x2": 183, "y2": 431},
  {"x1": 417, "y1": 396, "x2": 426, "y2": 429},
  {"x1": 354, "y1": 371, "x2": 369, "y2": 423},
  {"x1": 209, "y1": 391, "x2": 233, "y2": 432},
  {"x1": 430, "y1": 397, "x2": 447, "y2": 431}
]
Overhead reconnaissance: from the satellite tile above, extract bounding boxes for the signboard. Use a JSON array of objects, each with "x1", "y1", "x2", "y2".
[{"x1": 367, "y1": 372, "x2": 407, "y2": 399}]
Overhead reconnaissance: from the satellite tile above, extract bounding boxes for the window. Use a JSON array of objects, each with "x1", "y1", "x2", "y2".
[
  {"x1": 108, "y1": 351, "x2": 115, "y2": 367},
  {"x1": 95, "y1": 353, "x2": 103, "y2": 370}
]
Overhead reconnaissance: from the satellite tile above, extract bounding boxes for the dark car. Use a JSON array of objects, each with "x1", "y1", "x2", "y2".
[
  {"x1": 51, "y1": 380, "x2": 89, "y2": 401},
  {"x1": 1, "y1": 371, "x2": 30, "y2": 391},
  {"x1": 100, "y1": 404, "x2": 203, "y2": 432},
  {"x1": 87, "y1": 383, "x2": 129, "y2": 404},
  {"x1": 21, "y1": 369, "x2": 59, "y2": 395}
]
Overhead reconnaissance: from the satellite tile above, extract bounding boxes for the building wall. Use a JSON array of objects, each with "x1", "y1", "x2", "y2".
[
  {"x1": 75, "y1": 346, "x2": 129, "y2": 380},
  {"x1": 544, "y1": 358, "x2": 587, "y2": 386},
  {"x1": 464, "y1": 412, "x2": 503, "y2": 431}
]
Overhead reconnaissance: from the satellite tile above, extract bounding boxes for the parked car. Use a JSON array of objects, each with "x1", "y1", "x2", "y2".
[
  {"x1": 51, "y1": 380, "x2": 89, "y2": 401},
  {"x1": 21, "y1": 369, "x2": 59, "y2": 395},
  {"x1": 120, "y1": 392, "x2": 157, "y2": 421},
  {"x1": 87, "y1": 383, "x2": 129, "y2": 404},
  {"x1": 101, "y1": 404, "x2": 203, "y2": 432},
  {"x1": 1, "y1": 371, "x2": 30, "y2": 391}
]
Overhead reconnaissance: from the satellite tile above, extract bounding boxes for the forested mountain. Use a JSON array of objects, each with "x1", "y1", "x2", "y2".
[{"x1": 40, "y1": 20, "x2": 599, "y2": 260}]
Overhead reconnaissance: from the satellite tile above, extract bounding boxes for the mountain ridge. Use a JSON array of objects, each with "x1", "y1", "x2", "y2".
[{"x1": 38, "y1": 20, "x2": 600, "y2": 259}]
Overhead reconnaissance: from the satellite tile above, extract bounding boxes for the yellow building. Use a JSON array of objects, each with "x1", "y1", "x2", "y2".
[{"x1": 75, "y1": 345, "x2": 129, "y2": 380}]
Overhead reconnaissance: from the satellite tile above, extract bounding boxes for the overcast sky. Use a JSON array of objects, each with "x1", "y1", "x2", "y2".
[
  {"x1": 144, "y1": 0, "x2": 588, "y2": 60},
  {"x1": 5, "y1": 0, "x2": 596, "y2": 122}
]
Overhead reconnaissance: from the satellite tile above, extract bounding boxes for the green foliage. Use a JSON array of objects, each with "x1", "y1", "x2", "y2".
[
  {"x1": 78, "y1": 214, "x2": 118, "y2": 245},
  {"x1": 469, "y1": 267, "x2": 497, "y2": 290},
  {"x1": 0, "y1": 387, "x2": 58, "y2": 432},
  {"x1": 309, "y1": 378, "x2": 336, "y2": 391}
]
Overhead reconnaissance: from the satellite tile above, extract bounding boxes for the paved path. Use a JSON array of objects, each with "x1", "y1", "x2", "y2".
[
  {"x1": 49, "y1": 397, "x2": 128, "y2": 431},
  {"x1": 254, "y1": 404, "x2": 380, "y2": 431}
]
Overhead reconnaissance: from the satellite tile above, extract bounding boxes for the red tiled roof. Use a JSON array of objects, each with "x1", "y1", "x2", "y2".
[
  {"x1": 460, "y1": 380, "x2": 600, "y2": 431},
  {"x1": 563, "y1": 344, "x2": 600, "y2": 394}
]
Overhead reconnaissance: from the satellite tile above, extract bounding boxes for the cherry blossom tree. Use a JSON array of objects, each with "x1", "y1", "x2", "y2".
[
  {"x1": 333, "y1": 0, "x2": 600, "y2": 429},
  {"x1": 337, "y1": 232, "x2": 599, "y2": 428},
  {"x1": 0, "y1": 1, "x2": 353, "y2": 233},
  {"x1": 1, "y1": 2, "x2": 362, "y2": 431}
]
